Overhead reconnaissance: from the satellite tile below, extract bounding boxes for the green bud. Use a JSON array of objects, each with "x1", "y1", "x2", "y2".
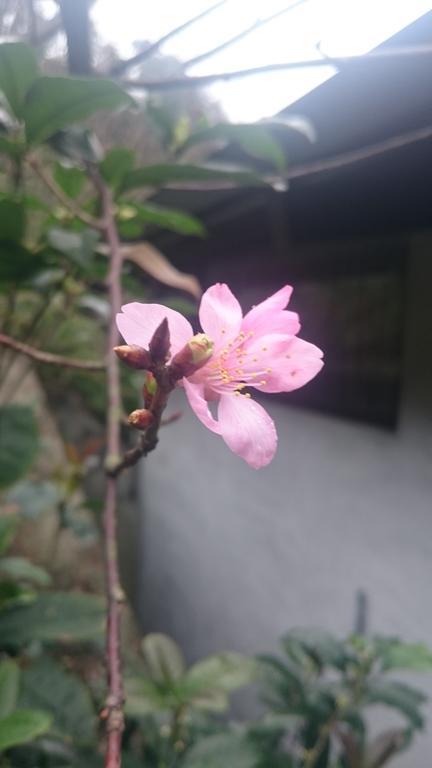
[{"x1": 169, "y1": 333, "x2": 214, "y2": 380}]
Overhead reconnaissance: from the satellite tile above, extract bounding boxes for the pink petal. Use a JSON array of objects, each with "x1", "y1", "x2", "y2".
[
  {"x1": 199, "y1": 283, "x2": 242, "y2": 348},
  {"x1": 183, "y1": 379, "x2": 221, "y2": 435},
  {"x1": 240, "y1": 333, "x2": 293, "y2": 389},
  {"x1": 218, "y1": 393, "x2": 277, "y2": 469},
  {"x1": 252, "y1": 335, "x2": 323, "y2": 393},
  {"x1": 242, "y1": 285, "x2": 300, "y2": 336},
  {"x1": 117, "y1": 302, "x2": 193, "y2": 357}
]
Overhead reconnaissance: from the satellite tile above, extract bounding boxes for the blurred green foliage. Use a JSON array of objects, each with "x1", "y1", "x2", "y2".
[{"x1": 0, "y1": 37, "x2": 429, "y2": 768}]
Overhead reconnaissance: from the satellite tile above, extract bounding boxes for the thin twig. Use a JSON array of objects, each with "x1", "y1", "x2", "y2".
[
  {"x1": 181, "y1": 0, "x2": 310, "y2": 71},
  {"x1": 145, "y1": 124, "x2": 432, "y2": 194},
  {"x1": 26, "y1": 0, "x2": 38, "y2": 44},
  {"x1": 120, "y1": 45, "x2": 432, "y2": 90},
  {"x1": 161, "y1": 410, "x2": 182, "y2": 427},
  {"x1": 90, "y1": 169, "x2": 125, "y2": 768},
  {"x1": 0, "y1": 289, "x2": 75, "y2": 403},
  {"x1": 0, "y1": 293, "x2": 16, "y2": 381},
  {"x1": 28, "y1": 157, "x2": 104, "y2": 230},
  {"x1": 109, "y1": 0, "x2": 227, "y2": 76},
  {"x1": 284, "y1": 123, "x2": 432, "y2": 180},
  {"x1": 0, "y1": 334, "x2": 105, "y2": 370}
]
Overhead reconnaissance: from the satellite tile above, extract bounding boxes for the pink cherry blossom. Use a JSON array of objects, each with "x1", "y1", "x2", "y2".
[{"x1": 116, "y1": 283, "x2": 323, "y2": 469}]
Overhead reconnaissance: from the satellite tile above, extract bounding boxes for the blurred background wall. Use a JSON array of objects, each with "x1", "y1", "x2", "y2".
[{"x1": 137, "y1": 235, "x2": 432, "y2": 765}]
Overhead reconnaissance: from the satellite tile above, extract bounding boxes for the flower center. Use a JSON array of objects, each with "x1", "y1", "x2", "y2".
[{"x1": 205, "y1": 330, "x2": 272, "y2": 394}]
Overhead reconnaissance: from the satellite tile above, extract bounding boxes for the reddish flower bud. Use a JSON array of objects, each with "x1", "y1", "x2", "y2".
[
  {"x1": 149, "y1": 317, "x2": 170, "y2": 363},
  {"x1": 128, "y1": 408, "x2": 154, "y2": 430},
  {"x1": 169, "y1": 333, "x2": 214, "y2": 380},
  {"x1": 114, "y1": 344, "x2": 152, "y2": 369}
]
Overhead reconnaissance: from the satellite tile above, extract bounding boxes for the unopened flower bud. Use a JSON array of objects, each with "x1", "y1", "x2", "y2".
[
  {"x1": 169, "y1": 333, "x2": 214, "y2": 380},
  {"x1": 149, "y1": 318, "x2": 170, "y2": 363},
  {"x1": 114, "y1": 344, "x2": 152, "y2": 369},
  {"x1": 128, "y1": 409, "x2": 154, "y2": 430}
]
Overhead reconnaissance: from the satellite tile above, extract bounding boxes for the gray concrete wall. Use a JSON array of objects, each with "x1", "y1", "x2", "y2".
[{"x1": 137, "y1": 234, "x2": 432, "y2": 765}]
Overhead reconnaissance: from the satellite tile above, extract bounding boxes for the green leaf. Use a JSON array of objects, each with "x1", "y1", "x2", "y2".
[
  {"x1": 0, "y1": 517, "x2": 18, "y2": 556},
  {"x1": 119, "y1": 202, "x2": 205, "y2": 237},
  {"x1": 0, "y1": 242, "x2": 44, "y2": 285},
  {"x1": 184, "y1": 123, "x2": 287, "y2": 171},
  {"x1": 23, "y1": 76, "x2": 134, "y2": 145},
  {"x1": 0, "y1": 709, "x2": 51, "y2": 751},
  {"x1": 122, "y1": 755, "x2": 145, "y2": 768},
  {"x1": 19, "y1": 657, "x2": 96, "y2": 746},
  {"x1": 0, "y1": 582, "x2": 34, "y2": 611},
  {"x1": 0, "y1": 199, "x2": 25, "y2": 242},
  {"x1": 182, "y1": 732, "x2": 258, "y2": 768},
  {"x1": 121, "y1": 163, "x2": 264, "y2": 191},
  {"x1": 186, "y1": 653, "x2": 257, "y2": 694},
  {"x1": 262, "y1": 115, "x2": 316, "y2": 143},
  {"x1": 0, "y1": 43, "x2": 39, "y2": 119},
  {"x1": 48, "y1": 227, "x2": 99, "y2": 269},
  {"x1": 124, "y1": 677, "x2": 168, "y2": 716},
  {"x1": 0, "y1": 136, "x2": 22, "y2": 157},
  {"x1": 117, "y1": 217, "x2": 143, "y2": 239},
  {"x1": 53, "y1": 163, "x2": 86, "y2": 199},
  {"x1": 48, "y1": 127, "x2": 104, "y2": 163},
  {"x1": 141, "y1": 633, "x2": 186, "y2": 683},
  {"x1": 374, "y1": 637, "x2": 432, "y2": 672},
  {"x1": 100, "y1": 148, "x2": 135, "y2": 191},
  {"x1": 282, "y1": 628, "x2": 351, "y2": 671},
  {"x1": 0, "y1": 405, "x2": 39, "y2": 491},
  {"x1": 185, "y1": 688, "x2": 229, "y2": 713},
  {"x1": 0, "y1": 660, "x2": 19, "y2": 719},
  {"x1": 0, "y1": 592, "x2": 105, "y2": 647},
  {"x1": 125, "y1": 651, "x2": 256, "y2": 717},
  {"x1": 364, "y1": 680, "x2": 426, "y2": 729},
  {"x1": 5, "y1": 480, "x2": 60, "y2": 520},
  {"x1": 0, "y1": 558, "x2": 52, "y2": 587},
  {"x1": 183, "y1": 117, "x2": 315, "y2": 173},
  {"x1": 70, "y1": 751, "x2": 103, "y2": 768}
]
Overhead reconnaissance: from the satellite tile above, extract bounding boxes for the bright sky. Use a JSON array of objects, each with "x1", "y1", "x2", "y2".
[{"x1": 92, "y1": 0, "x2": 432, "y2": 121}]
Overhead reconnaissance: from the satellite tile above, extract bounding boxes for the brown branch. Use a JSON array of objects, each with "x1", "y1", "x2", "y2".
[
  {"x1": 107, "y1": 376, "x2": 170, "y2": 478},
  {"x1": 109, "y1": 0, "x2": 227, "y2": 77},
  {"x1": 107, "y1": 433, "x2": 155, "y2": 478},
  {"x1": 120, "y1": 45, "x2": 432, "y2": 90},
  {"x1": 90, "y1": 169, "x2": 125, "y2": 768},
  {"x1": 0, "y1": 333, "x2": 105, "y2": 370},
  {"x1": 28, "y1": 157, "x2": 104, "y2": 231},
  {"x1": 181, "y1": 0, "x2": 310, "y2": 71}
]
